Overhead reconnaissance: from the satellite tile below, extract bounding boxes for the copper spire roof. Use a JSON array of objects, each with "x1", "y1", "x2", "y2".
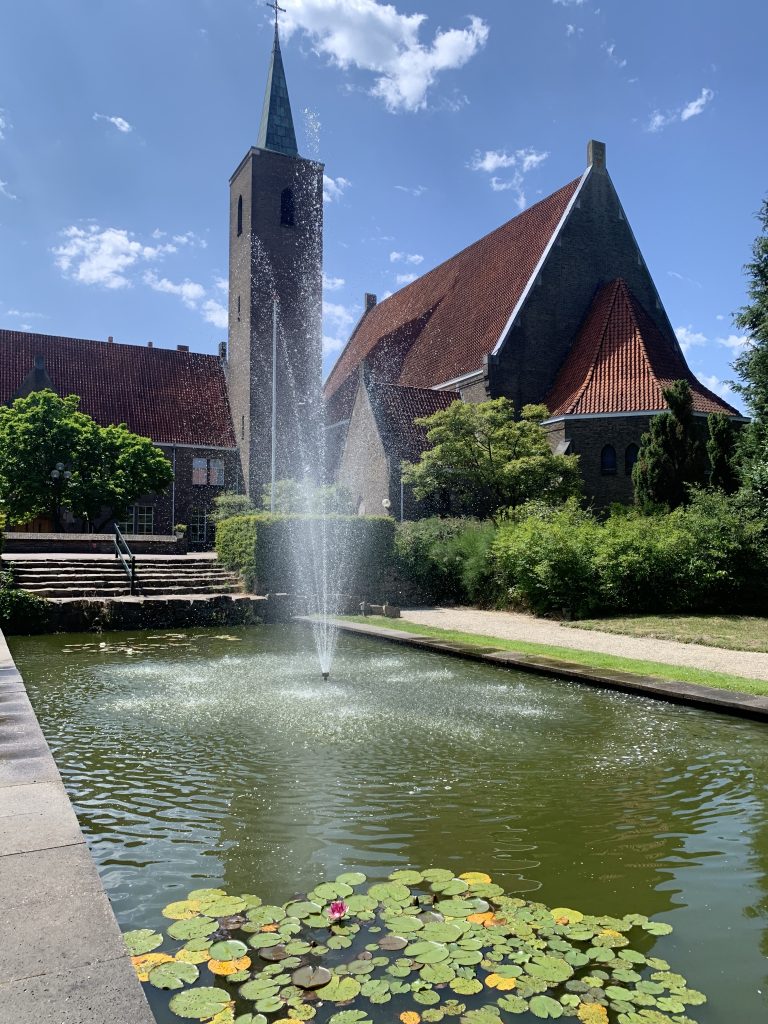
[
  {"x1": 257, "y1": 23, "x2": 298, "y2": 157},
  {"x1": 0, "y1": 330, "x2": 237, "y2": 447},
  {"x1": 545, "y1": 279, "x2": 739, "y2": 417},
  {"x1": 324, "y1": 176, "x2": 583, "y2": 423}
]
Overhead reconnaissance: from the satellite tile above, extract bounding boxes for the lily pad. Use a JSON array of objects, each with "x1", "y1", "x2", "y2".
[
  {"x1": 168, "y1": 987, "x2": 233, "y2": 1019},
  {"x1": 163, "y1": 900, "x2": 202, "y2": 920},
  {"x1": 379, "y1": 935, "x2": 409, "y2": 950},
  {"x1": 148, "y1": 960, "x2": 199, "y2": 989},
  {"x1": 406, "y1": 940, "x2": 451, "y2": 964},
  {"x1": 529, "y1": 995, "x2": 564, "y2": 1018},
  {"x1": 292, "y1": 966, "x2": 332, "y2": 990},
  {"x1": 124, "y1": 929, "x2": 163, "y2": 956},
  {"x1": 199, "y1": 895, "x2": 247, "y2": 917},
  {"x1": 321, "y1": 975, "x2": 362, "y2": 1002},
  {"x1": 167, "y1": 918, "x2": 216, "y2": 941},
  {"x1": 209, "y1": 940, "x2": 248, "y2": 961}
]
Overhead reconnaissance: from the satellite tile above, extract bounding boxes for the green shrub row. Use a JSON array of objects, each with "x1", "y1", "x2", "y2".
[
  {"x1": 216, "y1": 513, "x2": 395, "y2": 599},
  {"x1": 0, "y1": 570, "x2": 50, "y2": 635}
]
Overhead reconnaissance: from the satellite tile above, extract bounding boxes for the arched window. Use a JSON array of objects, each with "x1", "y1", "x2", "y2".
[
  {"x1": 280, "y1": 188, "x2": 295, "y2": 227},
  {"x1": 237, "y1": 195, "x2": 243, "y2": 236},
  {"x1": 237, "y1": 294, "x2": 241, "y2": 321},
  {"x1": 625, "y1": 443, "x2": 640, "y2": 476},
  {"x1": 601, "y1": 444, "x2": 617, "y2": 476}
]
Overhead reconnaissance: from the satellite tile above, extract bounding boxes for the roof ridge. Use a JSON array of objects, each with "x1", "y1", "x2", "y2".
[{"x1": 0, "y1": 328, "x2": 217, "y2": 359}]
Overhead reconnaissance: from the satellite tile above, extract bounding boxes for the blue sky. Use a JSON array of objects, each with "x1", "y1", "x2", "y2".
[{"x1": 1, "y1": 0, "x2": 766, "y2": 409}]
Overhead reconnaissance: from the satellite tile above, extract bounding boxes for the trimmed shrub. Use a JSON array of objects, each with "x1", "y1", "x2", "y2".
[
  {"x1": 492, "y1": 500, "x2": 601, "y2": 618},
  {"x1": 393, "y1": 518, "x2": 499, "y2": 605},
  {"x1": 0, "y1": 578, "x2": 50, "y2": 635},
  {"x1": 216, "y1": 513, "x2": 395, "y2": 599}
]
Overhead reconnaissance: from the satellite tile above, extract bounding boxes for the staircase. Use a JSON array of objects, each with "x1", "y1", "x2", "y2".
[{"x1": 4, "y1": 557, "x2": 245, "y2": 600}]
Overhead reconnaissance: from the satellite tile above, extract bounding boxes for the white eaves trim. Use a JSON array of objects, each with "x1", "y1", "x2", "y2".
[
  {"x1": 491, "y1": 166, "x2": 592, "y2": 358},
  {"x1": 431, "y1": 369, "x2": 484, "y2": 391},
  {"x1": 542, "y1": 410, "x2": 750, "y2": 425}
]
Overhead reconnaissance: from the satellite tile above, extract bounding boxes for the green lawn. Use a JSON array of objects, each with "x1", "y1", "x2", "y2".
[
  {"x1": 565, "y1": 613, "x2": 768, "y2": 653},
  {"x1": 340, "y1": 616, "x2": 768, "y2": 698}
]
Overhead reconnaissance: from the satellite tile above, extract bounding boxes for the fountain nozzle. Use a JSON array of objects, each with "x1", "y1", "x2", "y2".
[{"x1": 322, "y1": 671, "x2": 330, "y2": 680}]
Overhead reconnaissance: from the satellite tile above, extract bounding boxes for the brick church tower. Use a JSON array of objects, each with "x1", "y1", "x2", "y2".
[{"x1": 227, "y1": 9, "x2": 324, "y2": 498}]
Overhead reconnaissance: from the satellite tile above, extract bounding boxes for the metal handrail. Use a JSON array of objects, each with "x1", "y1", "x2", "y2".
[{"x1": 113, "y1": 523, "x2": 137, "y2": 595}]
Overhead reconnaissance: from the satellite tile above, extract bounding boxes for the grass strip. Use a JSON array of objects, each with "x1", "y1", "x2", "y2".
[
  {"x1": 340, "y1": 616, "x2": 768, "y2": 698},
  {"x1": 565, "y1": 613, "x2": 768, "y2": 653}
]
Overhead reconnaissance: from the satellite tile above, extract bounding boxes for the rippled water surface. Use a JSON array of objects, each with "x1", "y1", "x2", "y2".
[{"x1": 11, "y1": 625, "x2": 768, "y2": 1023}]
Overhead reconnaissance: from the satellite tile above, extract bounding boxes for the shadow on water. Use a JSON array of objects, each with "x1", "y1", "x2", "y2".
[{"x1": 9, "y1": 624, "x2": 768, "y2": 1023}]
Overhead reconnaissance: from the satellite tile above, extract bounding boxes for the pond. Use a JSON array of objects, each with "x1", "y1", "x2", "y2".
[{"x1": 9, "y1": 625, "x2": 768, "y2": 1023}]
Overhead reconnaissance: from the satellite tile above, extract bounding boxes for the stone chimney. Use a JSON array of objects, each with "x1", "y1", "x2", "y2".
[
  {"x1": 177, "y1": 344, "x2": 189, "y2": 352},
  {"x1": 218, "y1": 341, "x2": 227, "y2": 363},
  {"x1": 107, "y1": 335, "x2": 114, "y2": 344},
  {"x1": 147, "y1": 341, "x2": 154, "y2": 348},
  {"x1": 365, "y1": 293, "x2": 377, "y2": 313},
  {"x1": 588, "y1": 139, "x2": 606, "y2": 171}
]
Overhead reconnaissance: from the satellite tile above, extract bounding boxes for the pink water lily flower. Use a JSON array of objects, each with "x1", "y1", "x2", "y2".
[{"x1": 328, "y1": 900, "x2": 348, "y2": 922}]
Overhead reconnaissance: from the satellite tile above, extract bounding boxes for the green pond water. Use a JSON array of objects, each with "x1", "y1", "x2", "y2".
[{"x1": 10, "y1": 624, "x2": 768, "y2": 1024}]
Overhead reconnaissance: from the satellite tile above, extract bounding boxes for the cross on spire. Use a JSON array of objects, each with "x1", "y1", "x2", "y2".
[{"x1": 266, "y1": 0, "x2": 286, "y2": 28}]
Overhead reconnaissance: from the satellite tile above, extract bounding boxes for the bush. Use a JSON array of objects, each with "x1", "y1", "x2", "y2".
[
  {"x1": 393, "y1": 518, "x2": 498, "y2": 605},
  {"x1": 0, "y1": 577, "x2": 50, "y2": 635},
  {"x1": 216, "y1": 513, "x2": 395, "y2": 599},
  {"x1": 492, "y1": 500, "x2": 601, "y2": 618}
]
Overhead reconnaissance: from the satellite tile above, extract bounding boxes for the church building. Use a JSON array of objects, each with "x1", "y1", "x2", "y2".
[
  {"x1": 326, "y1": 139, "x2": 740, "y2": 514},
  {"x1": 0, "y1": 21, "x2": 742, "y2": 541}
]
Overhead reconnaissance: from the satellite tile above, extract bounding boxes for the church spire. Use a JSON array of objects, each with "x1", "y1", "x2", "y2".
[{"x1": 257, "y1": 2, "x2": 299, "y2": 157}]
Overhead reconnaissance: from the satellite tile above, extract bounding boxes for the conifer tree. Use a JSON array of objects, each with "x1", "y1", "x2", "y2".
[
  {"x1": 706, "y1": 413, "x2": 740, "y2": 493},
  {"x1": 632, "y1": 380, "x2": 705, "y2": 509}
]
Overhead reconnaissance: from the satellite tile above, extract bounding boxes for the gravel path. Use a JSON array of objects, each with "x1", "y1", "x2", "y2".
[{"x1": 400, "y1": 607, "x2": 768, "y2": 682}]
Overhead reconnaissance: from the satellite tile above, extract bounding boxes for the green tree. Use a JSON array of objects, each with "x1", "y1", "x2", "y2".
[
  {"x1": 208, "y1": 491, "x2": 257, "y2": 524},
  {"x1": 0, "y1": 390, "x2": 173, "y2": 530},
  {"x1": 261, "y1": 479, "x2": 355, "y2": 515},
  {"x1": 706, "y1": 412, "x2": 740, "y2": 493},
  {"x1": 401, "y1": 397, "x2": 582, "y2": 522},
  {"x1": 732, "y1": 196, "x2": 768, "y2": 433},
  {"x1": 632, "y1": 380, "x2": 706, "y2": 509}
]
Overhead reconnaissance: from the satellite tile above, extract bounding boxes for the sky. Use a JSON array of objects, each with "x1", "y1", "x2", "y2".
[{"x1": 1, "y1": 0, "x2": 767, "y2": 410}]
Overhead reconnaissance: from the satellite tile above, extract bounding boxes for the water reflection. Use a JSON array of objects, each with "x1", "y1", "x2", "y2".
[{"x1": 11, "y1": 625, "x2": 768, "y2": 1023}]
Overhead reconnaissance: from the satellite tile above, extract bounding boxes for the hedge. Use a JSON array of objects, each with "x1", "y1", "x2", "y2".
[
  {"x1": 394, "y1": 518, "x2": 498, "y2": 605},
  {"x1": 216, "y1": 513, "x2": 395, "y2": 600},
  {"x1": 0, "y1": 571, "x2": 50, "y2": 635}
]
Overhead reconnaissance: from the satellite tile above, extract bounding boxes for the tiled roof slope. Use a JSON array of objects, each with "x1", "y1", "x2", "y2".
[
  {"x1": 0, "y1": 330, "x2": 237, "y2": 447},
  {"x1": 368, "y1": 382, "x2": 459, "y2": 461},
  {"x1": 324, "y1": 177, "x2": 583, "y2": 422},
  {"x1": 545, "y1": 279, "x2": 739, "y2": 417}
]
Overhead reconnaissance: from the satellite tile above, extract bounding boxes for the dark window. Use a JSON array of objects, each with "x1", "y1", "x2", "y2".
[
  {"x1": 192, "y1": 457, "x2": 208, "y2": 486},
  {"x1": 241, "y1": 415, "x2": 245, "y2": 440},
  {"x1": 601, "y1": 445, "x2": 617, "y2": 476},
  {"x1": 280, "y1": 188, "x2": 295, "y2": 227},
  {"x1": 190, "y1": 509, "x2": 210, "y2": 546},
  {"x1": 237, "y1": 195, "x2": 243, "y2": 236},
  {"x1": 625, "y1": 443, "x2": 640, "y2": 476},
  {"x1": 237, "y1": 294, "x2": 241, "y2": 321}
]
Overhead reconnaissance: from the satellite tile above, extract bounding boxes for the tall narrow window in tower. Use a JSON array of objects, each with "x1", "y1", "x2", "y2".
[
  {"x1": 237, "y1": 195, "x2": 243, "y2": 236},
  {"x1": 281, "y1": 187, "x2": 295, "y2": 227},
  {"x1": 237, "y1": 294, "x2": 241, "y2": 321},
  {"x1": 601, "y1": 445, "x2": 617, "y2": 476}
]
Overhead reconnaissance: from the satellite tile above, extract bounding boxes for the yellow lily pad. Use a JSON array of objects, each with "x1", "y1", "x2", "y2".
[
  {"x1": 131, "y1": 952, "x2": 174, "y2": 982},
  {"x1": 208, "y1": 955, "x2": 252, "y2": 976},
  {"x1": 163, "y1": 899, "x2": 202, "y2": 920}
]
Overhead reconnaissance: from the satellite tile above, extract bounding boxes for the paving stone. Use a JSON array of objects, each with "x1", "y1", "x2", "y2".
[
  {"x1": 0, "y1": 843, "x2": 106, "y2": 911},
  {"x1": 0, "y1": 955, "x2": 157, "y2": 1024},
  {"x1": 0, "y1": 781, "x2": 84, "y2": 856}
]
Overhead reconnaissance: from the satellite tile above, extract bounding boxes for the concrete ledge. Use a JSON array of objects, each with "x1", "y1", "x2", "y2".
[
  {"x1": 0, "y1": 629, "x2": 155, "y2": 1022},
  {"x1": 318, "y1": 618, "x2": 768, "y2": 722}
]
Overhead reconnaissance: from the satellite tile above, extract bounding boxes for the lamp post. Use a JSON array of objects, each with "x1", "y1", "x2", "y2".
[
  {"x1": 271, "y1": 294, "x2": 278, "y2": 514},
  {"x1": 50, "y1": 462, "x2": 72, "y2": 532}
]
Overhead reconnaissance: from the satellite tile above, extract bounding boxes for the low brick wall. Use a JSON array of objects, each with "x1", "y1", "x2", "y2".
[
  {"x1": 2, "y1": 532, "x2": 185, "y2": 554},
  {"x1": 0, "y1": 629, "x2": 157, "y2": 1023}
]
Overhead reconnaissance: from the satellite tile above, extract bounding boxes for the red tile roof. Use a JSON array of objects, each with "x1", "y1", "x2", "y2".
[
  {"x1": 545, "y1": 279, "x2": 739, "y2": 417},
  {"x1": 324, "y1": 177, "x2": 583, "y2": 423},
  {"x1": 0, "y1": 330, "x2": 237, "y2": 447},
  {"x1": 367, "y1": 382, "x2": 459, "y2": 460}
]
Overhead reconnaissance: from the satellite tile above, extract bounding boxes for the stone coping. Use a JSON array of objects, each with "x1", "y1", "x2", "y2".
[
  {"x1": 314, "y1": 618, "x2": 768, "y2": 723},
  {"x1": 0, "y1": 628, "x2": 156, "y2": 1023}
]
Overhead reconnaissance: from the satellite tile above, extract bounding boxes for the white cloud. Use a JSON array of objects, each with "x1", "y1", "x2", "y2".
[
  {"x1": 698, "y1": 372, "x2": 735, "y2": 402},
  {"x1": 470, "y1": 147, "x2": 548, "y2": 210},
  {"x1": 6, "y1": 309, "x2": 47, "y2": 320},
  {"x1": 172, "y1": 231, "x2": 208, "y2": 249},
  {"x1": 53, "y1": 225, "x2": 172, "y2": 289},
  {"x1": 323, "y1": 300, "x2": 356, "y2": 333},
  {"x1": 93, "y1": 112, "x2": 133, "y2": 133},
  {"x1": 215, "y1": 277, "x2": 229, "y2": 294},
  {"x1": 716, "y1": 314, "x2": 725, "y2": 321},
  {"x1": 0, "y1": 109, "x2": 9, "y2": 139},
  {"x1": 0, "y1": 179, "x2": 17, "y2": 200},
  {"x1": 202, "y1": 299, "x2": 228, "y2": 330},
  {"x1": 675, "y1": 325, "x2": 708, "y2": 353},
  {"x1": 395, "y1": 184, "x2": 427, "y2": 197},
  {"x1": 554, "y1": 0, "x2": 586, "y2": 5},
  {"x1": 565, "y1": 24, "x2": 583, "y2": 37},
  {"x1": 323, "y1": 273, "x2": 346, "y2": 291},
  {"x1": 647, "y1": 87, "x2": 714, "y2": 132},
  {"x1": 323, "y1": 173, "x2": 351, "y2": 203},
  {"x1": 390, "y1": 251, "x2": 424, "y2": 265},
  {"x1": 396, "y1": 272, "x2": 418, "y2": 286},
  {"x1": 718, "y1": 333, "x2": 750, "y2": 351},
  {"x1": 143, "y1": 270, "x2": 206, "y2": 309},
  {"x1": 323, "y1": 334, "x2": 346, "y2": 356},
  {"x1": 681, "y1": 87, "x2": 715, "y2": 122},
  {"x1": 667, "y1": 270, "x2": 702, "y2": 289},
  {"x1": 282, "y1": 0, "x2": 489, "y2": 113},
  {"x1": 601, "y1": 41, "x2": 627, "y2": 68}
]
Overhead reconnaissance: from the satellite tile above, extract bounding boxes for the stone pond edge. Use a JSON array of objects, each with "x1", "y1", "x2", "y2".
[
  {"x1": 0, "y1": 627, "x2": 157, "y2": 1024},
  {"x1": 311, "y1": 617, "x2": 768, "y2": 723}
]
